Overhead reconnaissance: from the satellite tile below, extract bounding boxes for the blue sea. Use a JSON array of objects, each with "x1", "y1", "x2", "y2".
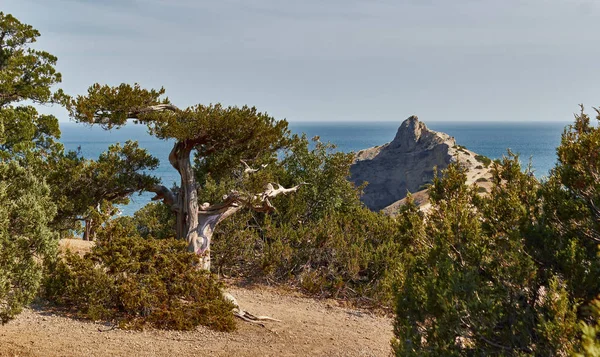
[{"x1": 60, "y1": 121, "x2": 570, "y2": 215}]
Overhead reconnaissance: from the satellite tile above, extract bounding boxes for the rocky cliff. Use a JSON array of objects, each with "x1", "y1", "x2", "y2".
[{"x1": 349, "y1": 116, "x2": 492, "y2": 213}]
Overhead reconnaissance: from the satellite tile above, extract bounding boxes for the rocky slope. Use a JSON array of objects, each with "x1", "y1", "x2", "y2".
[{"x1": 350, "y1": 116, "x2": 492, "y2": 214}]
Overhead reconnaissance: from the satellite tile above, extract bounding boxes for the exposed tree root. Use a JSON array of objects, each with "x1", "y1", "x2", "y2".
[{"x1": 223, "y1": 292, "x2": 281, "y2": 327}]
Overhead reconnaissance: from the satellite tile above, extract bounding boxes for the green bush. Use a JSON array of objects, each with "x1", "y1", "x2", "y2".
[
  {"x1": 474, "y1": 154, "x2": 492, "y2": 167},
  {"x1": 418, "y1": 183, "x2": 431, "y2": 191},
  {"x1": 267, "y1": 207, "x2": 405, "y2": 305},
  {"x1": 475, "y1": 177, "x2": 488, "y2": 182},
  {"x1": 0, "y1": 162, "x2": 58, "y2": 324},
  {"x1": 44, "y1": 221, "x2": 235, "y2": 331},
  {"x1": 211, "y1": 205, "x2": 406, "y2": 306},
  {"x1": 44, "y1": 251, "x2": 116, "y2": 321},
  {"x1": 133, "y1": 202, "x2": 176, "y2": 239},
  {"x1": 393, "y1": 160, "x2": 579, "y2": 355},
  {"x1": 575, "y1": 296, "x2": 600, "y2": 357},
  {"x1": 533, "y1": 107, "x2": 600, "y2": 304}
]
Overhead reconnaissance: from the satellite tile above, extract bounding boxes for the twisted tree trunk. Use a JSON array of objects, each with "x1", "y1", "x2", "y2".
[
  {"x1": 150, "y1": 141, "x2": 305, "y2": 271},
  {"x1": 167, "y1": 141, "x2": 204, "y2": 262},
  {"x1": 157, "y1": 139, "x2": 230, "y2": 270}
]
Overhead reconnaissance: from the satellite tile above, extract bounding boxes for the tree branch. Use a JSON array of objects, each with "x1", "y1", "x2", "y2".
[
  {"x1": 130, "y1": 104, "x2": 179, "y2": 116},
  {"x1": 89, "y1": 104, "x2": 180, "y2": 125},
  {"x1": 149, "y1": 184, "x2": 178, "y2": 209},
  {"x1": 253, "y1": 183, "x2": 303, "y2": 212},
  {"x1": 168, "y1": 142, "x2": 182, "y2": 172}
]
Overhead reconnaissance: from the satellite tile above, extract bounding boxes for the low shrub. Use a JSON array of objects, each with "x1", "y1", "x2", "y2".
[
  {"x1": 475, "y1": 154, "x2": 492, "y2": 167},
  {"x1": 212, "y1": 204, "x2": 420, "y2": 307},
  {"x1": 133, "y1": 202, "x2": 176, "y2": 239},
  {"x1": 476, "y1": 177, "x2": 489, "y2": 182},
  {"x1": 417, "y1": 183, "x2": 431, "y2": 191},
  {"x1": 43, "y1": 220, "x2": 235, "y2": 331}
]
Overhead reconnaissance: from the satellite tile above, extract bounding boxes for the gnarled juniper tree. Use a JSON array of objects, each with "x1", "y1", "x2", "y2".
[{"x1": 69, "y1": 85, "x2": 302, "y2": 270}]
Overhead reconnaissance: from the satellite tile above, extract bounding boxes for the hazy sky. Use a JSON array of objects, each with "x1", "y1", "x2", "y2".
[{"x1": 3, "y1": 0, "x2": 599, "y2": 122}]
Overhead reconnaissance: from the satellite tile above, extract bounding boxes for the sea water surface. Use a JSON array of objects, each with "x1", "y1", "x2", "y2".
[{"x1": 60, "y1": 121, "x2": 569, "y2": 215}]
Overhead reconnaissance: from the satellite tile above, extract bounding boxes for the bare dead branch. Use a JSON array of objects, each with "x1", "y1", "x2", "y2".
[
  {"x1": 197, "y1": 182, "x2": 306, "y2": 216},
  {"x1": 223, "y1": 292, "x2": 281, "y2": 326},
  {"x1": 240, "y1": 159, "x2": 268, "y2": 175},
  {"x1": 262, "y1": 182, "x2": 305, "y2": 198}
]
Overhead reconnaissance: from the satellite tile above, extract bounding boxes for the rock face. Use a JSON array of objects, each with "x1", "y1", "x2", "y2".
[
  {"x1": 350, "y1": 116, "x2": 491, "y2": 212},
  {"x1": 350, "y1": 116, "x2": 454, "y2": 211}
]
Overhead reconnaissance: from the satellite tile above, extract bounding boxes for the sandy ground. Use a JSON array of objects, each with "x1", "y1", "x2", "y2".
[
  {"x1": 1, "y1": 240, "x2": 393, "y2": 357},
  {"x1": 58, "y1": 238, "x2": 94, "y2": 256}
]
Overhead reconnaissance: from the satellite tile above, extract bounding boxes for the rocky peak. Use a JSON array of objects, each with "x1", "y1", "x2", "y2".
[
  {"x1": 350, "y1": 115, "x2": 480, "y2": 212},
  {"x1": 389, "y1": 115, "x2": 425, "y2": 151},
  {"x1": 387, "y1": 115, "x2": 453, "y2": 152}
]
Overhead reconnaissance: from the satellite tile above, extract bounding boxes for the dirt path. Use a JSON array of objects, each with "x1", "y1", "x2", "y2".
[{"x1": 0, "y1": 284, "x2": 393, "y2": 357}]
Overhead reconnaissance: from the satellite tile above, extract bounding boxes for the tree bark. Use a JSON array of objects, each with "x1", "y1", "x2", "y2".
[
  {"x1": 168, "y1": 141, "x2": 203, "y2": 261},
  {"x1": 83, "y1": 218, "x2": 92, "y2": 241},
  {"x1": 197, "y1": 209, "x2": 234, "y2": 270},
  {"x1": 196, "y1": 200, "x2": 243, "y2": 270},
  {"x1": 82, "y1": 217, "x2": 96, "y2": 241}
]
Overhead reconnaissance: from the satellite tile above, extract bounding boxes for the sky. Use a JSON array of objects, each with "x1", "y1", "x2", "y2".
[{"x1": 3, "y1": 0, "x2": 600, "y2": 122}]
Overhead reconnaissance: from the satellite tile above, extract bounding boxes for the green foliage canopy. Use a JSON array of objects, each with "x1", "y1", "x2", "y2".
[
  {"x1": 69, "y1": 83, "x2": 291, "y2": 172},
  {"x1": 46, "y1": 141, "x2": 160, "y2": 237},
  {"x1": 0, "y1": 12, "x2": 66, "y2": 108}
]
